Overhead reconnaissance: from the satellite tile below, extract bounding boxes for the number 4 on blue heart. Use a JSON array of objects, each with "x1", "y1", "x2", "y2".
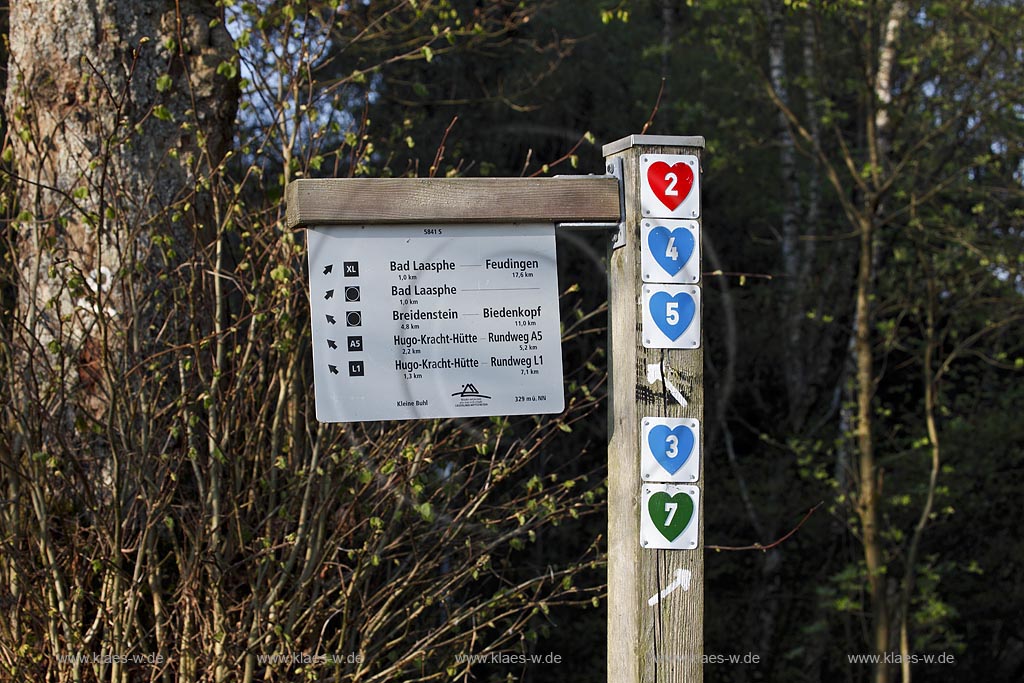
[
  {"x1": 649, "y1": 226, "x2": 694, "y2": 275},
  {"x1": 641, "y1": 220, "x2": 700, "y2": 284}
]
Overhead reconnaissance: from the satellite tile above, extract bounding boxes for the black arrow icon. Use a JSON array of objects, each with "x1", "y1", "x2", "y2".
[
  {"x1": 325, "y1": 289, "x2": 334, "y2": 300},
  {"x1": 323, "y1": 264, "x2": 333, "y2": 275},
  {"x1": 326, "y1": 315, "x2": 336, "y2": 325},
  {"x1": 327, "y1": 339, "x2": 337, "y2": 349},
  {"x1": 328, "y1": 365, "x2": 339, "y2": 375}
]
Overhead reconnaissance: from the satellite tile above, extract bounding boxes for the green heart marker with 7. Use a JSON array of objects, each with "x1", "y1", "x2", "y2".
[{"x1": 640, "y1": 484, "x2": 700, "y2": 550}]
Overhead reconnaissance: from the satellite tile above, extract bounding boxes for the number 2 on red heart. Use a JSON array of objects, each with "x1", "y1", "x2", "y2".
[{"x1": 664, "y1": 172, "x2": 679, "y2": 196}]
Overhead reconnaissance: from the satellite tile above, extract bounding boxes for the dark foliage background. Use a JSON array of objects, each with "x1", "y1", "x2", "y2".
[{"x1": 1, "y1": 1, "x2": 1022, "y2": 682}]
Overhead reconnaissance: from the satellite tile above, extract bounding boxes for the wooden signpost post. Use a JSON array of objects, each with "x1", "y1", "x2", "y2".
[
  {"x1": 285, "y1": 133, "x2": 705, "y2": 682},
  {"x1": 604, "y1": 135, "x2": 705, "y2": 683}
]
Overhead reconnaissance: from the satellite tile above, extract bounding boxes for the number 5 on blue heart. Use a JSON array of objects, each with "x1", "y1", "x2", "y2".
[
  {"x1": 641, "y1": 220, "x2": 700, "y2": 284},
  {"x1": 642, "y1": 285, "x2": 701, "y2": 349}
]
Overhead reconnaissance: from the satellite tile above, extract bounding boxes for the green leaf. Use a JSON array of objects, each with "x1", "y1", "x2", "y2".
[
  {"x1": 415, "y1": 502, "x2": 435, "y2": 523},
  {"x1": 216, "y1": 60, "x2": 238, "y2": 80}
]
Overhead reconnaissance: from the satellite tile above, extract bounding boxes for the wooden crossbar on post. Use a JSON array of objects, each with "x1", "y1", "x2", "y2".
[
  {"x1": 284, "y1": 177, "x2": 620, "y2": 227},
  {"x1": 604, "y1": 135, "x2": 706, "y2": 683}
]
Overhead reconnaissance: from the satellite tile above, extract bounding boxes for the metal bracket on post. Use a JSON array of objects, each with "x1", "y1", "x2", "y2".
[
  {"x1": 606, "y1": 157, "x2": 626, "y2": 250},
  {"x1": 554, "y1": 157, "x2": 626, "y2": 249}
]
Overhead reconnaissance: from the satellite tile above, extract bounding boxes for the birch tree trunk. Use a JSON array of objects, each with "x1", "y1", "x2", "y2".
[{"x1": 855, "y1": 4, "x2": 908, "y2": 682}]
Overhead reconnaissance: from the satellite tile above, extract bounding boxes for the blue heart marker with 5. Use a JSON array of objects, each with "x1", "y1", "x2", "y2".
[
  {"x1": 650, "y1": 291, "x2": 695, "y2": 341},
  {"x1": 641, "y1": 417, "x2": 700, "y2": 482},
  {"x1": 642, "y1": 285, "x2": 701, "y2": 349},
  {"x1": 648, "y1": 226, "x2": 695, "y2": 277},
  {"x1": 648, "y1": 425, "x2": 694, "y2": 474}
]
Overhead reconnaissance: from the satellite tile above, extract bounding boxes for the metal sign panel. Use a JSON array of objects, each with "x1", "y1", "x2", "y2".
[
  {"x1": 640, "y1": 154, "x2": 701, "y2": 219},
  {"x1": 307, "y1": 224, "x2": 565, "y2": 422},
  {"x1": 640, "y1": 484, "x2": 700, "y2": 550},
  {"x1": 641, "y1": 284, "x2": 701, "y2": 349},
  {"x1": 641, "y1": 219, "x2": 700, "y2": 284},
  {"x1": 641, "y1": 417, "x2": 700, "y2": 482}
]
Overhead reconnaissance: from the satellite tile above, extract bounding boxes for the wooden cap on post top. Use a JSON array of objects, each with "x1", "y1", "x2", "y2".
[
  {"x1": 284, "y1": 176, "x2": 621, "y2": 229},
  {"x1": 602, "y1": 134, "x2": 706, "y2": 157}
]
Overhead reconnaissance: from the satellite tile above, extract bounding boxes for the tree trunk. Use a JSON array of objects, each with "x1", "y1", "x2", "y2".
[
  {"x1": 764, "y1": 0, "x2": 808, "y2": 430},
  {"x1": 854, "y1": 209, "x2": 889, "y2": 683},
  {"x1": 5, "y1": 0, "x2": 236, "y2": 420},
  {"x1": 856, "y1": 4, "x2": 908, "y2": 682},
  {"x1": 4, "y1": 1, "x2": 236, "y2": 677}
]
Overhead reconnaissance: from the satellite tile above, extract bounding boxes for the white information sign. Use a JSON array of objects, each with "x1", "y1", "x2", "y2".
[
  {"x1": 307, "y1": 224, "x2": 565, "y2": 422},
  {"x1": 641, "y1": 284, "x2": 701, "y2": 349},
  {"x1": 641, "y1": 417, "x2": 700, "y2": 482},
  {"x1": 640, "y1": 484, "x2": 700, "y2": 550},
  {"x1": 641, "y1": 220, "x2": 700, "y2": 284},
  {"x1": 640, "y1": 153, "x2": 701, "y2": 219}
]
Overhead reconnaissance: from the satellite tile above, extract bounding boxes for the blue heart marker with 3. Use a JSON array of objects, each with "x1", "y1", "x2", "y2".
[
  {"x1": 648, "y1": 425, "x2": 695, "y2": 474},
  {"x1": 649, "y1": 291, "x2": 696, "y2": 341},
  {"x1": 648, "y1": 226, "x2": 695, "y2": 276}
]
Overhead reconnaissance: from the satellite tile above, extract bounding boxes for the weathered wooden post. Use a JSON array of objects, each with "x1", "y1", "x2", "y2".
[{"x1": 604, "y1": 135, "x2": 705, "y2": 682}]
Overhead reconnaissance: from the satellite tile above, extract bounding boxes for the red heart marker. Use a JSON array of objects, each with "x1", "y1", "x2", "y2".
[{"x1": 647, "y1": 161, "x2": 694, "y2": 211}]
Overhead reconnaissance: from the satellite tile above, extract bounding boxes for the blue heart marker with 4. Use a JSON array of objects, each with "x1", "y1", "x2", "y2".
[
  {"x1": 648, "y1": 425, "x2": 695, "y2": 474},
  {"x1": 648, "y1": 226, "x2": 695, "y2": 276},
  {"x1": 649, "y1": 291, "x2": 696, "y2": 341}
]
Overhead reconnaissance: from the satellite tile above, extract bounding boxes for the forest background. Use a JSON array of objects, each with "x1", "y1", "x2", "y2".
[{"x1": 0, "y1": 1, "x2": 1021, "y2": 682}]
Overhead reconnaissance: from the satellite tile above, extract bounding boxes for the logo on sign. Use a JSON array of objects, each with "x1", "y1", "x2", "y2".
[
  {"x1": 452, "y1": 382, "x2": 492, "y2": 408},
  {"x1": 452, "y1": 383, "x2": 491, "y2": 400}
]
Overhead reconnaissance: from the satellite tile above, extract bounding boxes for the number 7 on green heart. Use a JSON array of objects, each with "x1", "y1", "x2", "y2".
[
  {"x1": 640, "y1": 485, "x2": 700, "y2": 550},
  {"x1": 664, "y1": 501, "x2": 678, "y2": 525}
]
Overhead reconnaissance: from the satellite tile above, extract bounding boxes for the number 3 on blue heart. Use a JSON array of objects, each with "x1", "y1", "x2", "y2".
[{"x1": 641, "y1": 418, "x2": 701, "y2": 482}]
